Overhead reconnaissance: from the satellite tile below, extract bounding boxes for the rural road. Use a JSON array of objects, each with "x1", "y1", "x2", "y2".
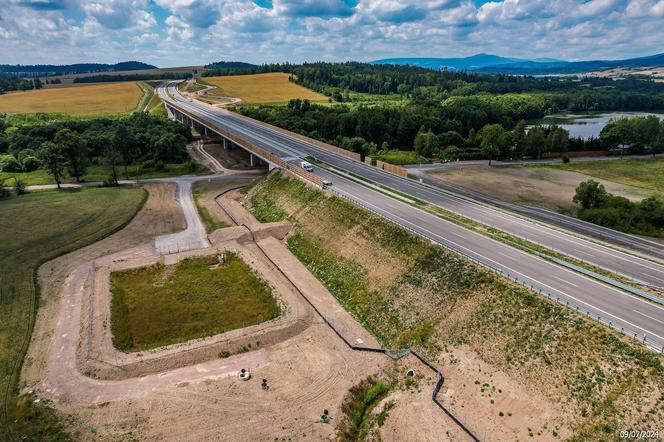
[{"x1": 158, "y1": 82, "x2": 664, "y2": 351}]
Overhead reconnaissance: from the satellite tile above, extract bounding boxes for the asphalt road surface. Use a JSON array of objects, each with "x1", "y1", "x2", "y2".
[
  {"x1": 408, "y1": 167, "x2": 664, "y2": 262},
  {"x1": 158, "y1": 83, "x2": 664, "y2": 350}
]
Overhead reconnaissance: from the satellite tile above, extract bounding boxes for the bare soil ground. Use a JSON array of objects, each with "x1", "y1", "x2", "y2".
[
  {"x1": 24, "y1": 179, "x2": 442, "y2": 441},
  {"x1": 430, "y1": 165, "x2": 648, "y2": 212},
  {"x1": 203, "y1": 142, "x2": 258, "y2": 169}
]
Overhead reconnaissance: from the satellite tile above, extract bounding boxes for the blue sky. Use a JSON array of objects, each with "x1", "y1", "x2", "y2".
[{"x1": 1, "y1": 0, "x2": 663, "y2": 66}]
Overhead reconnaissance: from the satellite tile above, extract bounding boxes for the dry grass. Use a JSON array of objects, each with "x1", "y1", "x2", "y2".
[
  {"x1": 0, "y1": 82, "x2": 142, "y2": 115},
  {"x1": 203, "y1": 73, "x2": 327, "y2": 104}
]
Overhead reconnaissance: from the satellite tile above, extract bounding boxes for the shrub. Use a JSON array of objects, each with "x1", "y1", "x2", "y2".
[
  {"x1": 0, "y1": 153, "x2": 21, "y2": 172},
  {"x1": 141, "y1": 159, "x2": 155, "y2": 170},
  {"x1": 21, "y1": 155, "x2": 40, "y2": 172},
  {"x1": 13, "y1": 179, "x2": 26, "y2": 195},
  {"x1": 562, "y1": 155, "x2": 570, "y2": 163}
]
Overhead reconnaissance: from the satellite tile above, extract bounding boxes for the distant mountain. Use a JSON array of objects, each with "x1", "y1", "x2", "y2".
[
  {"x1": 370, "y1": 53, "x2": 664, "y2": 75},
  {"x1": 371, "y1": 53, "x2": 525, "y2": 71},
  {"x1": 0, "y1": 61, "x2": 157, "y2": 77},
  {"x1": 205, "y1": 61, "x2": 257, "y2": 69}
]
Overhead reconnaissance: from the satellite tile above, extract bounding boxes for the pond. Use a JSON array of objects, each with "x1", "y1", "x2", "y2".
[{"x1": 533, "y1": 111, "x2": 664, "y2": 139}]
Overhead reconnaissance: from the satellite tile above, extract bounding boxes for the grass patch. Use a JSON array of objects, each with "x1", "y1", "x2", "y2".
[
  {"x1": 202, "y1": 73, "x2": 327, "y2": 104},
  {"x1": 192, "y1": 182, "x2": 229, "y2": 233},
  {"x1": 0, "y1": 186, "x2": 146, "y2": 440},
  {"x1": 0, "y1": 82, "x2": 143, "y2": 115},
  {"x1": 246, "y1": 171, "x2": 664, "y2": 437},
  {"x1": 538, "y1": 157, "x2": 664, "y2": 194},
  {"x1": 110, "y1": 253, "x2": 280, "y2": 352},
  {"x1": 0, "y1": 162, "x2": 206, "y2": 186},
  {"x1": 338, "y1": 376, "x2": 391, "y2": 441},
  {"x1": 372, "y1": 150, "x2": 429, "y2": 166}
]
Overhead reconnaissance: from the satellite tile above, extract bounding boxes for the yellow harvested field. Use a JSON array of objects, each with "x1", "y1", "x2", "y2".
[
  {"x1": 203, "y1": 72, "x2": 327, "y2": 104},
  {"x1": 0, "y1": 82, "x2": 143, "y2": 115}
]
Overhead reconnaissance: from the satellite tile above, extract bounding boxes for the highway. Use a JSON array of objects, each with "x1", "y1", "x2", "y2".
[
  {"x1": 157, "y1": 83, "x2": 664, "y2": 350},
  {"x1": 159, "y1": 83, "x2": 664, "y2": 290},
  {"x1": 408, "y1": 167, "x2": 664, "y2": 262}
]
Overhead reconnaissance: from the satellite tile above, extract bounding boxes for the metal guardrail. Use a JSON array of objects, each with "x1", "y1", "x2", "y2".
[
  {"x1": 540, "y1": 254, "x2": 664, "y2": 306},
  {"x1": 329, "y1": 187, "x2": 664, "y2": 354}
]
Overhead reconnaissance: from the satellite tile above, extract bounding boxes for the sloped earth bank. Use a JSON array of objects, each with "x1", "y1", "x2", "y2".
[
  {"x1": 20, "y1": 178, "x2": 467, "y2": 440},
  {"x1": 244, "y1": 171, "x2": 664, "y2": 441}
]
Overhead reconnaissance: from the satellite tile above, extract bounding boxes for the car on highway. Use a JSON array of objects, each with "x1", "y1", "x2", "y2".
[{"x1": 300, "y1": 160, "x2": 314, "y2": 172}]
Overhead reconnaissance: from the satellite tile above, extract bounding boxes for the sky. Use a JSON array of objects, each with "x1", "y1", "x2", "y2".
[{"x1": 0, "y1": 0, "x2": 663, "y2": 67}]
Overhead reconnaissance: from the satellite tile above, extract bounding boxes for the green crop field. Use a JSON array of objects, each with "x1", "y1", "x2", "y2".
[
  {"x1": 110, "y1": 253, "x2": 280, "y2": 352},
  {"x1": 0, "y1": 187, "x2": 146, "y2": 440}
]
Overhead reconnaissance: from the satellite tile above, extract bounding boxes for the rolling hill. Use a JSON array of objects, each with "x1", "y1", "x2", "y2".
[{"x1": 371, "y1": 53, "x2": 664, "y2": 75}]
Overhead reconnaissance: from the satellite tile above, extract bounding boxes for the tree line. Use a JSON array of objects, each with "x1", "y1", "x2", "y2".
[
  {"x1": 0, "y1": 112, "x2": 192, "y2": 188},
  {"x1": 73, "y1": 72, "x2": 192, "y2": 83},
  {"x1": 239, "y1": 99, "x2": 663, "y2": 163},
  {"x1": 0, "y1": 75, "x2": 44, "y2": 93}
]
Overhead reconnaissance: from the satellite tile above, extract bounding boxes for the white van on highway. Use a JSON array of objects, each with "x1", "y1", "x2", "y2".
[{"x1": 300, "y1": 160, "x2": 314, "y2": 172}]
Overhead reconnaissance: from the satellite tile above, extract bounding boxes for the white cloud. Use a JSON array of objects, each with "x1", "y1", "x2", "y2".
[{"x1": 0, "y1": 0, "x2": 663, "y2": 66}]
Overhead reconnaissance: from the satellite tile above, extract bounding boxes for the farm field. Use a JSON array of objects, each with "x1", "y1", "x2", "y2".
[
  {"x1": 0, "y1": 81, "x2": 143, "y2": 115},
  {"x1": 539, "y1": 157, "x2": 664, "y2": 194},
  {"x1": 429, "y1": 164, "x2": 648, "y2": 212},
  {"x1": 0, "y1": 187, "x2": 146, "y2": 439},
  {"x1": 110, "y1": 254, "x2": 280, "y2": 352},
  {"x1": 202, "y1": 72, "x2": 327, "y2": 104},
  {"x1": 245, "y1": 171, "x2": 664, "y2": 440}
]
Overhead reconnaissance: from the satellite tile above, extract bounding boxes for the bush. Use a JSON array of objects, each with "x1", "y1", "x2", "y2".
[
  {"x1": 562, "y1": 155, "x2": 570, "y2": 163},
  {"x1": 0, "y1": 153, "x2": 21, "y2": 172},
  {"x1": 21, "y1": 155, "x2": 40, "y2": 172},
  {"x1": 155, "y1": 160, "x2": 165, "y2": 171},
  {"x1": 141, "y1": 159, "x2": 155, "y2": 170},
  {"x1": 13, "y1": 179, "x2": 26, "y2": 195}
]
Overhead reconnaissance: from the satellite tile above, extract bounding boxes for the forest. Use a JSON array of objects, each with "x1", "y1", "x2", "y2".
[
  {"x1": 229, "y1": 62, "x2": 664, "y2": 162},
  {"x1": 239, "y1": 99, "x2": 664, "y2": 163},
  {"x1": 0, "y1": 112, "x2": 192, "y2": 188}
]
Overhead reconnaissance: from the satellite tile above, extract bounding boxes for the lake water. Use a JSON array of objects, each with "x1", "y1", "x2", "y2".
[{"x1": 536, "y1": 111, "x2": 664, "y2": 139}]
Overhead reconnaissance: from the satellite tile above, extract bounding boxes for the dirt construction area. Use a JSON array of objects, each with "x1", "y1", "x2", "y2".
[
  {"x1": 20, "y1": 175, "x2": 469, "y2": 440},
  {"x1": 430, "y1": 164, "x2": 648, "y2": 212}
]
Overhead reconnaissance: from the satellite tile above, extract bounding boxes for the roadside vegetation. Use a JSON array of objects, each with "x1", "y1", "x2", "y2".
[
  {"x1": 0, "y1": 81, "x2": 143, "y2": 115},
  {"x1": 0, "y1": 186, "x2": 146, "y2": 440},
  {"x1": 110, "y1": 253, "x2": 280, "y2": 351},
  {"x1": 192, "y1": 180, "x2": 232, "y2": 233},
  {"x1": 246, "y1": 172, "x2": 664, "y2": 438},
  {"x1": 572, "y1": 179, "x2": 664, "y2": 237}
]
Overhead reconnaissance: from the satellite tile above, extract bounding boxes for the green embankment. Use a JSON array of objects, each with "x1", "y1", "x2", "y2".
[
  {"x1": 247, "y1": 171, "x2": 664, "y2": 439},
  {"x1": 0, "y1": 187, "x2": 146, "y2": 440}
]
